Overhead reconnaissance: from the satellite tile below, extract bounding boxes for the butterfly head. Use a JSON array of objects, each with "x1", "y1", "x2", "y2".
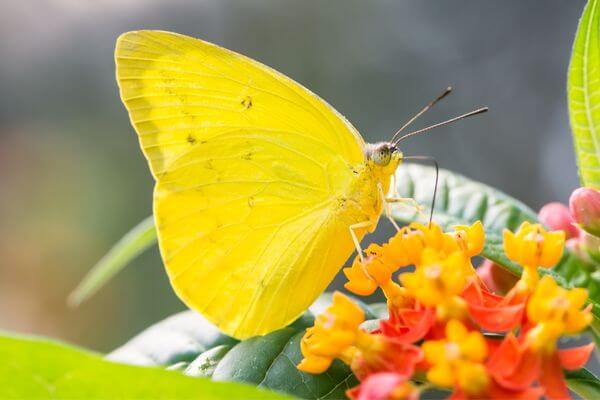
[{"x1": 365, "y1": 142, "x2": 402, "y2": 167}]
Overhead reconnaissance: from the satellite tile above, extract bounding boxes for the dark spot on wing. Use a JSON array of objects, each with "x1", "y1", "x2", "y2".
[
  {"x1": 242, "y1": 152, "x2": 253, "y2": 160},
  {"x1": 187, "y1": 134, "x2": 196, "y2": 144},
  {"x1": 241, "y1": 96, "x2": 252, "y2": 110}
]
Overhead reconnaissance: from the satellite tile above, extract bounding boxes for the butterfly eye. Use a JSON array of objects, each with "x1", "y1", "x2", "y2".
[{"x1": 372, "y1": 144, "x2": 392, "y2": 166}]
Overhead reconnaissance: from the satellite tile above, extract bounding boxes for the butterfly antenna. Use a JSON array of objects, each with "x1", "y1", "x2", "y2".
[
  {"x1": 393, "y1": 107, "x2": 488, "y2": 146},
  {"x1": 390, "y1": 86, "x2": 453, "y2": 144},
  {"x1": 401, "y1": 155, "x2": 439, "y2": 226}
]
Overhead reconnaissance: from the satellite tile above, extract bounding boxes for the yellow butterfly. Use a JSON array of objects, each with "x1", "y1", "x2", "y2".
[{"x1": 115, "y1": 30, "x2": 484, "y2": 339}]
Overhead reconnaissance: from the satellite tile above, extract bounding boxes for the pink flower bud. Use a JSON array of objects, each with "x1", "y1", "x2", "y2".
[
  {"x1": 477, "y1": 259, "x2": 518, "y2": 294},
  {"x1": 538, "y1": 202, "x2": 579, "y2": 239},
  {"x1": 569, "y1": 187, "x2": 600, "y2": 237}
]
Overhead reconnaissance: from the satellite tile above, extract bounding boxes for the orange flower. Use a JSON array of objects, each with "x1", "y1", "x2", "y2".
[
  {"x1": 487, "y1": 333, "x2": 594, "y2": 400},
  {"x1": 452, "y1": 220, "x2": 485, "y2": 257},
  {"x1": 343, "y1": 256, "x2": 379, "y2": 296},
  {"x1": 378, "y1": 300, "x2": 435, "y2": 344},
  {"x1": 384, "y1": 225, "x2": 426, "y2": 267},
  {"x1": 299, "y1": 291, "x2": 423, "y2": 381},
  {"x1": 350, "y1": 339, "x2": 423, "y2": 383},
  {"x1": 400, "y1": 248, "x2": 469, "y2": 320},
  {"x1": 298, "y1": 292, "x2": 365, "y2": 373},
  {"x1": 525, "y1": 275, "x2": 592, "y2": 354},
  {"x1": 486, "y1": 276, "x2": 593, "y2": 399},
  {"x1": 423, "y1": 320, "x2": 489, "y2": 396},
  {"x1": 503, "y1": 222, "x2": 565, "y2": 290},
  {"x1": 344, "y1": 221, "x2": 483, "y2": 302},
  {"x1": 461, "y1": 281, "x2": 525, "y2": 333}
]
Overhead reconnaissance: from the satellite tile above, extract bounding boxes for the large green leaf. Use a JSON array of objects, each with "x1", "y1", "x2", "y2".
[
  {"x1": 568, "y1": 0, "x2": 600, "y2": 189},
  {"x1": 393, "y1": 164, "x2": 537, "y2": 232},
  {"x1": 109, "y1": 294, "x2": 380, "y2": 399},
  {"x1": 392, "y1": 164, "x2": 599, "y2": 315},
  {"x1": 213, "y1": 330, "x2": 357, "y2": 399},
  {"x1": 0, "y1": 332, "x2": 290, "y2": 399},
  {"x1": 68, "y1": 216, "x2": 157, "y2": 307},
  {"x1": 108, "y1": 310, "x2": 237, "y2": 366}
]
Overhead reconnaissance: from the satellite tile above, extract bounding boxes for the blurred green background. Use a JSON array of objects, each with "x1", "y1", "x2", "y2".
[{"x1": 0, "y1": 0, "x2": 586, "y2": 352}]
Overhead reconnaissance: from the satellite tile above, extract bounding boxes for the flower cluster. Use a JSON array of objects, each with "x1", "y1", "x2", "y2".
[{"x1": 297, "y1": 220, "x2": 594, "y2": 400}]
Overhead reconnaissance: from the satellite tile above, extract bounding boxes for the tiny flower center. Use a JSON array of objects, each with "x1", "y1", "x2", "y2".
[
  {"x1": 425, "y1": 265, "x2": 442, "y2": 279},
  {"x1": 551, "y1": 296, "x2": 569, "y2": 311},
  {"x1": 445, "y1": 342, "x2": 461, "y2": 360}
]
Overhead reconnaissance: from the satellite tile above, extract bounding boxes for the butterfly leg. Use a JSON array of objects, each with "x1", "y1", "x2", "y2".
[
  {"x1": 384, "y1": 196, "x2": 425, "y2": 229},
  {"x1": 349, "y1": 220, "x2": 375, "y2": 264},
  {"x1": 385, "y1": 197, "x2": 424, "y2": 212},
  {"x1": 378, "y1": 183, "x2": 402, "y2": 232}
]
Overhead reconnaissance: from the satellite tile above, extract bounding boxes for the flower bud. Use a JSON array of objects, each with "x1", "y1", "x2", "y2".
[
  {"x1": 579, "y1": 231, "x2": 600, "y2": 263},
  {"x1": 476, "y1": 260, "x2": 518, "y2": 294},
  {"x1": 538, "y1": 202, "x2": 579, "y2": 239},
  {"x1": 570, "y1": 187, "x2": 600, "y2": 237}
]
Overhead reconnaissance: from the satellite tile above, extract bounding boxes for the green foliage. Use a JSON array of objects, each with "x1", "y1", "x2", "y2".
[
  {"x1": 393, "y1": 164, "x2": 537, "y2": 232},
  {"x1": 107, "y1": 294, "x2": 383, "y2": 399},
  {"x1": 568, "y1": 0, "x2": 600, "y2": 189},
  {"x1": 566, "y1": 369, "x2": 600, "y2": 400},
  {"x1": 392, "y1": 164, "x2": 600, "y2": 323},
  {"x1": 108, "y1": 310, "x2": 237, "y2": 366},
  {"x1": 69, "y1": 216, "x2": 157, "y2": 306},
  {"x1": 0, "y1": 332, "x2": 290, "y2": 399}
]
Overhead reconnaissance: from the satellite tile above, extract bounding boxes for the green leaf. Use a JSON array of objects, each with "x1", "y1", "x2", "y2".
[
  {"x1": 568, "y1": 0, "x2": 600, "y2": 189},
  {"x1": 393, "y1": 164, "x2": 537, "y2": 232},
  {"x1": 0, "y1": 332, "x2": 291, "y2": 399},
  {"x1": 589, "y1": 316, "x2": 600, "y2": 349},
  {"x1": 213, "y1": 329, "x2": 357, "y2": 399},
  {"x1": 566, "y1": 368, "x2": 600, "y2": 400},
  {"x1": 185, "y1": 345, "x2": 233, "y2": 378},
  {"x1": 110, "y1": 294, "x2": 373, "y2": 399},
  {"x1": 68, "y1": 216, "x2": 157, "y2": 307},
  {"x1": 392, "y1": 164, "x2": 599, "y2": 314},
  {"x1": 108, "y1": 310, "x2": 237, "y2": 366}
]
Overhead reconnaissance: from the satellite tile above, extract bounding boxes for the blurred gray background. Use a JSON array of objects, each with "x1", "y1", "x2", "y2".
[{"x1": 0, "y1": 0, "x2": 586, "y2": 352}]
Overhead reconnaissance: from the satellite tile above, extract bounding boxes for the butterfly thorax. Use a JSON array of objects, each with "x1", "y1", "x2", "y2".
[{"x1": 336, "y1": 151, "x2": 402, "y2": 231}]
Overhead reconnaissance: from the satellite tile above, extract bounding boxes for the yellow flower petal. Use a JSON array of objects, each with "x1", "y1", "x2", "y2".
[
  {"x1": 297, "y1": 355, "x2": 332, "y2": 373},
  {"x1": 427, "y1": 363, "x2": 455, "y2": 388},
  {"x1": 503, "y1": 228, "x2": 519, "y2": 261},
  {"x1": 539, "y1": 230, "x2": 565, "y2": 267},
  {"x1": 456, "y1": 362, "x2": 489, "y2": 395},
  {"x1": 446, "y1": 319, "x2": 468, "y2": 342}
]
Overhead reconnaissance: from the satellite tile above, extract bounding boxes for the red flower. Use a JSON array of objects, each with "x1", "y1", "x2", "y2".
[
  {"x1": 378, "y1": 300, "x2": 435, "y2": 344},
  {"x1": 347, "y1": 372, "x2": 419, "y2": 400},
  {"x1": 351, "y1": 337, "x2": 423, "y2": 381},
  {"x1": 461, "y1": 281, "x2": 525, "y2": 332},
  {"x1": 487, "y1": 333, "x2": 594, "y2": 400},
  {"x1": 449, "y1": 381, "x2": 544, "y2": 400}
]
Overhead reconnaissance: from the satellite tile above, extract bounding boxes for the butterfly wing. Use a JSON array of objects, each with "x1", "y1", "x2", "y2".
[{"x1": 115, "y1": 30, "x2": 370, "y2": 338}]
